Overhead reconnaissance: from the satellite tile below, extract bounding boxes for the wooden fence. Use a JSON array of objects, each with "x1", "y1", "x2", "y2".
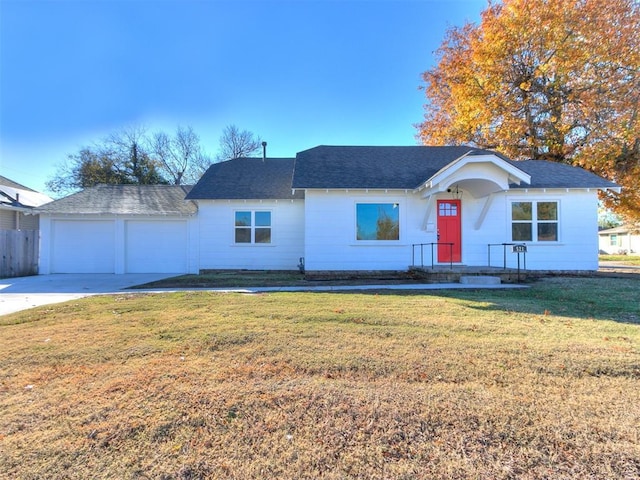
[{"x1": 0, "y1": 230, "x2": 39, "y2": 278}]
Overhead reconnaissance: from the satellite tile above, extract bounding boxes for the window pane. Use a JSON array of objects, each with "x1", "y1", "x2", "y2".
[
  {"x1": 512, "y1": 223, "x2": 532, "y2": 241},
  {"x1": 255, "y1": 211, "x2": 271, "y2": 227},
  {"x1": 610, "y1": 234, "x2": 617, "y2": 246},
  {"x1": 537, "y1": 202, "x2": 557, "y2": 221},
  {"x1": 235, "y1": 211, "x2": 251, "y2": 227},
  {"x1": 235, "y1": 228, "x2": 251, "y2": 243},
  {"x1": 255, "y1": 228, "x2": 271, "y2": 244},
  {"x1": 538, "y1": 223, "x2": 558, "y2": 241},
  {"x1": 512, "y1": 202, "x2": 532, "y2": 221},
  {"x1": 438, "y1": 202, "x2": 458, "y2": 217},
  {"x1": 357, "y1": 203, "x2": 399, "y2": 241}
]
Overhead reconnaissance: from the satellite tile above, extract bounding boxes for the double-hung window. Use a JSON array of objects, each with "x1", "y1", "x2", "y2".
[
  {"x1": 235, "y1": 211, "x2": 271, "y2": 244},
  {"x1": 511, "y1": 201, "x2": 558, "y2": 242}
]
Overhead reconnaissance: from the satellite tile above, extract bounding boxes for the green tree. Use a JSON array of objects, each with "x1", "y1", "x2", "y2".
[{"x1": 46, "y1": 127, "x2": 168, "y2": 196}]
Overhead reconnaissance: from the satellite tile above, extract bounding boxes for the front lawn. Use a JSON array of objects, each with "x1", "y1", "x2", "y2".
[
  {"x1": 1, "y1": 277, "x2": 639, "y2": 479},
  {"x1": 135, "y1": 270, "x2": 309, "y2": 289},
  {"x1": 600, "y1": 254, "x2": 640, "y2": 265}
]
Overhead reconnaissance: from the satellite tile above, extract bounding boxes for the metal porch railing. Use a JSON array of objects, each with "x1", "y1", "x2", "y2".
[
  {"x1": 487, "y1": 243, "x2": 527, "y2": 270},
  {"x1": 411, "y1": 243, "x2": 454, "y2": 269}
]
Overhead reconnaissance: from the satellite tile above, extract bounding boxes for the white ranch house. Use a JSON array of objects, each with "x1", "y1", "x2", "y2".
[{"x1": 36, "y1": 146, "x2": 619, "y2": 275}]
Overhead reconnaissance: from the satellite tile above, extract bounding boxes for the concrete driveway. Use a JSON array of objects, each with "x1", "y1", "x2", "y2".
[{"x1": 0, "y1": 273, "x2": 177, "y2": 316}]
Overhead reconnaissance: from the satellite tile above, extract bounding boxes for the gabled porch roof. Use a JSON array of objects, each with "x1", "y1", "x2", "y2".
[{"x1": 417, "y1": 151, "x2": 531, "y2": 198}]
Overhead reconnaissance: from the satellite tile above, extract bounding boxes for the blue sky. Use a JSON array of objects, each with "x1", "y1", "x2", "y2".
[{"x1": 0, "y1": 0, "x2": 486, "y2": 193}]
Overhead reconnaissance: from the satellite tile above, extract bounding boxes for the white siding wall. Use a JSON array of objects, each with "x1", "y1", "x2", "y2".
[
  {"x1": 503, "y1": 190, "x2": 599, "y2": 270},
  {"x1": 197, "y1": 200, "x2": 305, "y2": 270},
  {"x1": 304, "y1": 191, "x2": 428, "y2": 271},
  {"x1": 303, "y1": 189, "x2": 601, "y2": 271},
  {"x1": 599, "y1": 231, "x2": 640, "y2": 256},
  {"x1": 631, "y1": 234, "x2": 640, "y2": 255},
  {"x1": 598, "y1": 233, "x2": 616, "y2": 254}
]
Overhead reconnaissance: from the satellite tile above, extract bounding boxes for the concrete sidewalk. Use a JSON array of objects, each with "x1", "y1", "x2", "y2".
[{"x1": 0, "y1": 273, "x2": 528, "y2": 316}]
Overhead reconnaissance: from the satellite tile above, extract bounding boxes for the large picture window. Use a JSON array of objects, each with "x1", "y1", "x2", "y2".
[
  {"x1": 511, "y1": 201, "x2": 558, "y2": 242},
  {"x1": 235, "y1": 211, "x2": 271, "y2": 244},
  {"x1": 356, "y1": 203, "x2": 399, "y2": 241}
]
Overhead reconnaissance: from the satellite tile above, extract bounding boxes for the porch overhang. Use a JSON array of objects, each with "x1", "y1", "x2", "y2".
[{"x1": 418, "y1": 153, "x2": 531, "y2": 199}]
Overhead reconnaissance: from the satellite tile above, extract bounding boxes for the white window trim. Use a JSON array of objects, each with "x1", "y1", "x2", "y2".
[
  {"x1": 353, "y1": 201, "x2": 403, "y2": 244},
  {"x1": 509, "y1": 199, "x2": 560, "y2": 243},
  {"x1": 233, "y1": 209, "x2": 274, "y2": 246}
]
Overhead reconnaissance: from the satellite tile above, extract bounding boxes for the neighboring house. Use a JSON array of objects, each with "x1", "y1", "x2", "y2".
[
  {"x1": 0, "y1": 175, "x2": 52, "y2": 230},
  {"x1": 1, "y1": 176, "x2": 53, "y2": 278},
  {"x1": 598, "y1": 225, "x2": 640, "y2": 255},
  {"x1": 36, "y1": 146, "x2": 620, "y2": 275}
]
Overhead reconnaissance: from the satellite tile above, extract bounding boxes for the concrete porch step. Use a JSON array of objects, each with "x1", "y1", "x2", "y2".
[{"x1": 459, "y1": 275, "x2": 502, "y2": 285}]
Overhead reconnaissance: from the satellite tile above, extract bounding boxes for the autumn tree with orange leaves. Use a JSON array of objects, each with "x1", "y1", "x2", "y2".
[{"x1": 418, "y1": 0, "x2": 640, "y2": 220}]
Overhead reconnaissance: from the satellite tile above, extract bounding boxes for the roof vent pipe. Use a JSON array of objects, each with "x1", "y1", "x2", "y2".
[{"x1": 262, "y1": 141, "x2": 267, "y2": 162}]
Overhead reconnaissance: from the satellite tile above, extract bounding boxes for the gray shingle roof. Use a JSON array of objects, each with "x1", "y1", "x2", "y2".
[
  {"x1": 292, "y1": 146, "x2": 619, "y2": 191},
  {"x1": 186, "y1": 157, "x2": 304, "y2": 200},
  {"x1": 182, "y1": 146, "x2": 620, "y2": 201},
  {"x1": 35, "y1": 184, "x2": 197, "y2": 215},
  {"x1": 507, "y1": 160, "x2": 620, "y2": 189},
  {"x1": 292, "y1": 145, "x2": 504, "y2": 189}
]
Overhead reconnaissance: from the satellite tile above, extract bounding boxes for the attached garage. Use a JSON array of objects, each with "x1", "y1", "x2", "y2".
[
  {"x1": 125, "y1": 220, "x2": 188, "y2": 273},
  {"x1": 51, "y1": 220, "x2": 116, "y2": 273},
  {"x1": 37, "y1": 185, "x2": 197, "y2": 275}
]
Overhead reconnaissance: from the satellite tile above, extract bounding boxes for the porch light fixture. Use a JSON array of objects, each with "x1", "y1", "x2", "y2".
[{"x1": 447, "y1": 185, "x2": 461, "y2": 199}]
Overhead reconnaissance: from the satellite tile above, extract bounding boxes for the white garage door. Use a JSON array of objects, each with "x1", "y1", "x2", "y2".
[
  {"x1": 51, "y1": 220, "x2": 116, "y2": 273},
  {"x1": 125, "y1": 220, "x2": 188, "y2": 273}
]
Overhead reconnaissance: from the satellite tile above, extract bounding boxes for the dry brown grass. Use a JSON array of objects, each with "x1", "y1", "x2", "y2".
[{"x1": 1, "y1": 277, "x2": 639, "y2": 479}]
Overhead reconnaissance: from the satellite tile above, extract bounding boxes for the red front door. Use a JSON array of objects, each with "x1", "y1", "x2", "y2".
[{"x1": 437, "y1": 200, "x2": 461, "y2": 263}]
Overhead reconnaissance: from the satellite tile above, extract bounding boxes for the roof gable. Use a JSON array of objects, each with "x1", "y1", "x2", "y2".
[
  {"x1": 419, "y1": 152, "x2": 531, "y2": 198},
  {"x1": 187, "y1": 157, "x2": 303, "y2": 200}
]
